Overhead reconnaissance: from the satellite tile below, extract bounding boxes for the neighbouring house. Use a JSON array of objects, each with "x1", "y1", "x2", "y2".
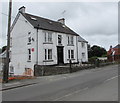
[
  {"x1": 107, "y1": 44, "x2": 120, "y2": 62},
  {"x1": 9, "y1": 6, "x2": 88, "y2": 76}
]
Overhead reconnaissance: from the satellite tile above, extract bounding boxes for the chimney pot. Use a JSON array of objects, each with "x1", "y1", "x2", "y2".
[
  {"x1": 19, "y1": 6, "x2": 25, "y2": 13},
  {"x1": 110, "y1": 45, "x2": 112, "y2": 49},
  {"x1": 58, "y1": 18, "x2": 65, "y2": 24}
]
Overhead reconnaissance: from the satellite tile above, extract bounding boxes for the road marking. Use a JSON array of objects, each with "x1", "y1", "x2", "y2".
[
  {"x1": 53, "y1": 87, "x2": 88, "y2": 101},
  {"x1": 104, "y1": 75, "x2": 119, "y2": 83}
]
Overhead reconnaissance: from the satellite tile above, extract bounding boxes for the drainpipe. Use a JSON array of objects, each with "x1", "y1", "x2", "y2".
[
  {"x1": 36, "y1": 24, "x2": 39, "y2": 65},
  {"x1": 76, "y1": 36, "x2": 78, "y2": 63}
]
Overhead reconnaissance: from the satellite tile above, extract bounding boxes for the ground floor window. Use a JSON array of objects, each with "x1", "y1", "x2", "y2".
[
  {"x1": 45, "y1": 49, "x2": 52, "y2": 60},
  {"x1": 28, "y1": 49, "x2": 31, "y2": 61},
  {"x1": 68, "y1": 50, "x2": 74, "y2": 59}
]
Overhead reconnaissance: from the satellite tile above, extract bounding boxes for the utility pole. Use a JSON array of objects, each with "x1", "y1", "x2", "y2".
[{"x1": 3, "y1": 0, "x2": 12, "y2": 83}]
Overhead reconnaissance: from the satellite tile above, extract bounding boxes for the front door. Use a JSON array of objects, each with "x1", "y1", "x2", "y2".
[{"x1": 57, "y1": 46, "x2": 64, "y2": 64}]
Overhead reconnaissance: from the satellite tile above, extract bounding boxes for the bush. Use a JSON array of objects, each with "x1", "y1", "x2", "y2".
[{"x1": 88, "y1": 56, "x2": 97, "y2": 63}]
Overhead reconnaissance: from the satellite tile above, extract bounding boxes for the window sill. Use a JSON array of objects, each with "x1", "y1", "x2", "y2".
[
  {"x1": 67, "y1": 59, "x2": 75, "y2": 60},
  {"x1": 27, "y1": 60, "x2": 31, "y2": 62},
  {"x1": 43, "y1": 60, "x2": 54, "y2": 62},
  {"x1": 43, "y1": 42, "x2": 53, "y2": 44},
  {"x1": 27, "y1": 43, "x2": 31, "y2": 45},
  {"x1": 58, "y1": 44, "x2": 62, "y2": 46},
  {"x1": 67, "y1": 44, "x2": 74, "y2": 46}
]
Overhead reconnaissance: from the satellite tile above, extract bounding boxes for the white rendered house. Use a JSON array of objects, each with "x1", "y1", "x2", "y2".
[{"x1": 9, "y1": 6, "x2": 88, "y2": 76}]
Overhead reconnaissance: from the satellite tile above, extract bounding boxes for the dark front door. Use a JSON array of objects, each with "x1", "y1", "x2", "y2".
[{"x1": 57, "y1": 46, "x2": 64, "y2": 64}]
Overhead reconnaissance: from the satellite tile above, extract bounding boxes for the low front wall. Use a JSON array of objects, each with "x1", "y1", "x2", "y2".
[{"x1": 34, "y1": 64, "x2": 95, "y2": 76}]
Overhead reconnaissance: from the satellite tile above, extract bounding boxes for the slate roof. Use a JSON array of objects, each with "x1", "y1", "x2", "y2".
[
  {"x1": 78, "y1": 36, "x2": 88, "y2": 43},
  {"x1": 114, "y1": 44, "x2": 120, "y2": 48},
  {"x1": 22, "y1": 13, "x2": 79, "y2": 36}
]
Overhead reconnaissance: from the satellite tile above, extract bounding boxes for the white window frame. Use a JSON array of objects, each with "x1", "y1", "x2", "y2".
[
  {"x1": 71, "y1": 36, "x2": 74, "y2": 45},
  {"x1": 68, "y1": 50, "x2": 74, "y2": 59},
  {"x1": 28, "y1": 32, "x2": 32, "y2": 45},
  {"x1": 44, "y1": 31, "x2": 52, "y2": 43},
  {"x1": 68, "y1": 35, "x2": 74, "y2": 45},
  {"x1": 71, "y1": 50, "x2": 74, "y2": 59},
  {"x1": 44, "y1": 49, "x2": 52, "y2": 60},
  {"x1": 58, "y1": 35, "x2": 62, "y2": 45}
]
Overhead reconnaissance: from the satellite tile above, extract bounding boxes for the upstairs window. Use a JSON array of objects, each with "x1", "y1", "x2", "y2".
[
  {"x1": 28, "y1": 32, "x2": 31, "y2": 45},
  {"x1": 48, "y1": 32, "x2": 52, "y2": 42},
  {"x1": 10, "y1": 37, "x2": 12, "y2": 47},
  {"x1": 44, "y1": 31, "x2": 52, "y2": 43},
  {"x1": 58, "y1": 35, "x2": 62, "y2": 45},
  {"x1": 68, "y1": 35, "x2": 74, "y2": 45},
  {"x1": 71, "y1": 36, "x2": 74, "y2": 45},
  {"x1": 82, "y1": 42, "x2": 85, "y2": 48}
]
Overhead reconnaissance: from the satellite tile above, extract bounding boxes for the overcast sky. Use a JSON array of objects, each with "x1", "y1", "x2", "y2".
[{"x1": 1, "y1": 1, "x2": 118, "y2": 50}]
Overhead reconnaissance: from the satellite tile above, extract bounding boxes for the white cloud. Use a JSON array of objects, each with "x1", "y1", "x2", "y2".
[{"x1": 1, "y1": 2, "x2": 118, "y2": 50}]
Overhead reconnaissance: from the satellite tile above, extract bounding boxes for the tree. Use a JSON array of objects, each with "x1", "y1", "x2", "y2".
[
  {"x1": 2, "y1": 46, "x2": 7, "y2": 53},
  {"x1": 88, "y1": 45, "x2": 107, "y2": 58}
]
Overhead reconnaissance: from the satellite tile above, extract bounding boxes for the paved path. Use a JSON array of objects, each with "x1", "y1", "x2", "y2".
[{"x1": 2, "y1": 65, "x2": 118, "y2": 101}]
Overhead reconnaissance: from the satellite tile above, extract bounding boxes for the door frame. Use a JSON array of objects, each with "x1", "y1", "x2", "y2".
[{"x1": 57, "y1": 46, "x2": 64, "y2": 65}]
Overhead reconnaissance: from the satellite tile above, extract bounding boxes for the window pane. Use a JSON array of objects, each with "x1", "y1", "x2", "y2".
[
  {"x1": 71, "y1": 36, "x2": 74, "y2": 45},
  {"x1": 58, "y1": 35, "x2": 62, "y2": 44},
  {"x1": 45, "y1": 32, "x2": 47, "y2": 42},
  {"x1": 48, "y1": 49, "x2": 52, "y2": 59},
  {"x1": 48, "y1": 33, "x2": 52, "y2": 42},
  {"x1": 71, "y1": 50, "x2": 74, "y2": 59},
  {"x1": 45, "y1": 49, "x2": 47, "y2": 60},
  {"x1": 28, "y1": 49, "x2": 31, "y2": 54},
  {"x1": 28, "y1": 49, "x2": 31, "y2": 61},
  {"x1": 68, "y1": 36, "x2": 70, "y2": 44},
  {"x1": 68, "y1": 50, "x2": 70, "y2": 59}
]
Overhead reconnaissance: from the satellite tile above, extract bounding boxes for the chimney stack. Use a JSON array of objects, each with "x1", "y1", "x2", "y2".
[
  {"x1": 58, "y1": 18, "x2": 65, "y2": 24},
  {"x1": 19, "y1": 6, "x2": 25, "y2": 13},
  {"x1": 110, "y1": 45, "x2": 112, "y2": 49}
]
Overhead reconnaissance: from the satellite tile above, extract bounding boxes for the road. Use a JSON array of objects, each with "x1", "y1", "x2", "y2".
[{"x1": 3, "y1": 65, "x2": 118, "y2": 101}]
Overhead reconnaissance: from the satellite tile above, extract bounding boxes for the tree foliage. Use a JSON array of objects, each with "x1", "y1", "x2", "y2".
[{"x1": 88, "y1": 45, "x2": 107, "y2": 58}]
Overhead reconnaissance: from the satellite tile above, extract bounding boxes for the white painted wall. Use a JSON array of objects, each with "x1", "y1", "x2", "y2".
[
  {"x1": 37, "y1": 30, "x2": 78, "y2": 65},
  {"x1": 78, "y1": 41, "x2": 88, "y2": 62},
  {"x1": 10, "y1": 13, "x2": 88, "y2": 76},
  {"x1": 10, "y1": 13, "x2": 36, "y2": 76}
]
